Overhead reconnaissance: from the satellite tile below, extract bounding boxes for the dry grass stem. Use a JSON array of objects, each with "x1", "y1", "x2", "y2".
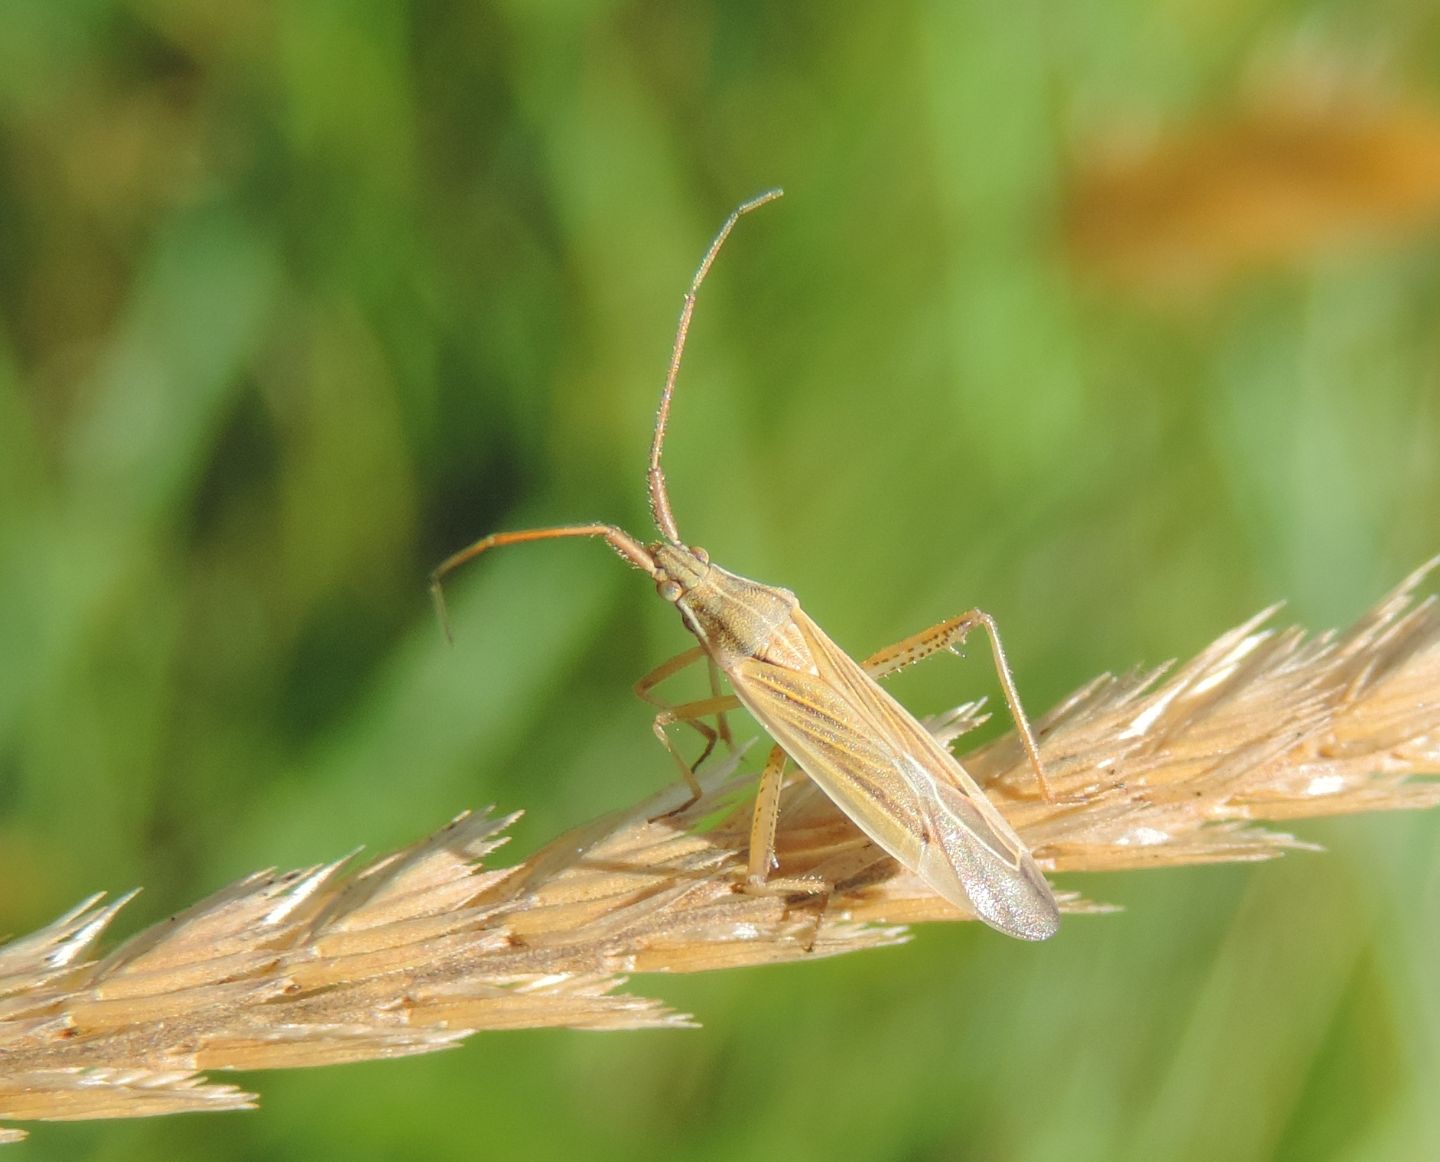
[{"x1": 3, "y1": 561, "x2": 1438, "y2": 1140}]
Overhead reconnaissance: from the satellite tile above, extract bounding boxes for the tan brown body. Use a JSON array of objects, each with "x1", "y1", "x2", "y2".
[{"x1": 654, "y1": 545, "x2": 1059, "y2": 940}]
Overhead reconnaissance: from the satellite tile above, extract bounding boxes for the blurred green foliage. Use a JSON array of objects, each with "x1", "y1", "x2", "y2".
[{"x1": 3, "y1": 3, "x2": 1440, "y2": 1160}]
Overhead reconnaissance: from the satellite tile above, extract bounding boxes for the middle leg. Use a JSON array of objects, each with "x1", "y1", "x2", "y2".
[{"x1": 744, "y1": 743, "x2": 829, "y2": 897}]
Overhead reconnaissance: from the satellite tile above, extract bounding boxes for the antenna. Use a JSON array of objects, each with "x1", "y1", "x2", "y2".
[{"x1": 646, "y1": 189, "x2": 784, "y2": 543}]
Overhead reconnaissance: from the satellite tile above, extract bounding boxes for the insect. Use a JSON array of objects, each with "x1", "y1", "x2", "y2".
[{"x1": 432, "y1": 190, "x2": 1061, "y2": 940}]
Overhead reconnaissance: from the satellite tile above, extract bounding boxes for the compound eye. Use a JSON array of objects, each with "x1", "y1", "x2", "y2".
[
  {"x1": 691, "y1": 546, "x2": 710, "y2": 565},
  {"x1": 658, "y1": 579, "x2": 683, "y2": 603}
]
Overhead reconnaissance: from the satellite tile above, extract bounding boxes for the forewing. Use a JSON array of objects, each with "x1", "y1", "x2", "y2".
[
  {"x1": 732, "y1": 618, "x2": 1059, "y2": 941},
  {"x1": 729, "y1": 658, "x2": 928, "y2": 864}
]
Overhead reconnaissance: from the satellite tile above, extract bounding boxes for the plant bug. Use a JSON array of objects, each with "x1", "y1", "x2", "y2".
[{"x1": 432, "y1": 190, "x2": 1061, "y2": 940}]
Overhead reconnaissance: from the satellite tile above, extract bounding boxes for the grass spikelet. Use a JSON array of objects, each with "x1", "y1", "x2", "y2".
[{"x1": 1, "y1": 562, "x2": 1437, "y2": 1140}]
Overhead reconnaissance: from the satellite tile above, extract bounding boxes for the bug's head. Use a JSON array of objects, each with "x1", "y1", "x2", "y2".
[{"x1": 650, "y1": 542, "x2": 711, "y2": 603}]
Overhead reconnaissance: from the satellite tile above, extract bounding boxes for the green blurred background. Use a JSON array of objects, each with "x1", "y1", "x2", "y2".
[{"x1": 4, "y1": 3, "x2": 1440, "y2": 1159}]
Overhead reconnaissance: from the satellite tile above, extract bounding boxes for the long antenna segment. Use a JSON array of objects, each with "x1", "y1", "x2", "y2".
[{"x1": 646, "y1": 188, "x2": 784, "y2": 544}]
